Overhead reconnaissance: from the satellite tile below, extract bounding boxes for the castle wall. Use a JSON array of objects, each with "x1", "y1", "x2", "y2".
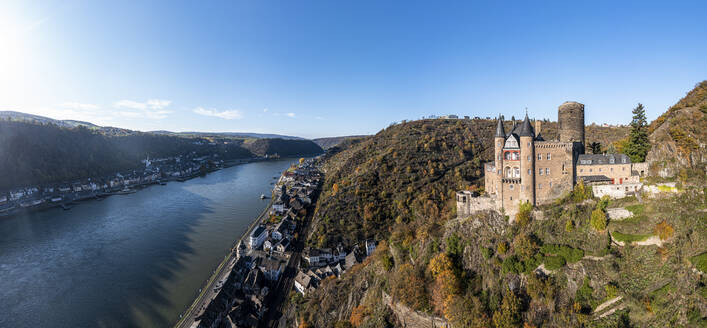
[
  {"x1": 500, "y1": 178, "x2": 521, "y2": 216},
  {"x1": 534, "y1": 142, "x2": 575, "y2": 204},
  {"x1": 484, "y1": 162, "x2": 497, "y2": 194},
  {"x1": 592, "y1": 183, "x2": 642, "y2": 199}
]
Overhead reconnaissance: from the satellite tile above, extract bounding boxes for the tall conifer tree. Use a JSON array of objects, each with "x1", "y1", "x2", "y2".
[{"x1": 624, "y1": 103, "x2": 650, "y2": 162}]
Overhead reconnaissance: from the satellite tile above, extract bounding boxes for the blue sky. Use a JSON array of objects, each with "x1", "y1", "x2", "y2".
[{"x1": 1, "y1": 1, "x2": 705, "y2": 138}]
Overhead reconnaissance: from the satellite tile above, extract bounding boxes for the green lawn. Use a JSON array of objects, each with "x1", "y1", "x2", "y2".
[
  {"x1": 690, "y1": 252, "x2": 707, "y2": 273},
  {"x1": 611, "y1": 231, "x2": 652, "y2": 243}
]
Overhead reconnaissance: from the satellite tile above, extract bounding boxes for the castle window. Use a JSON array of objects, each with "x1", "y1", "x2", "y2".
[
  {"x1": 527, "y1": 142, "x2": 530, "y2": 147},
  {"x1": 527, "y1": 155, "x2": 531, "y2": 161},
  {"x1": 549, "y1": 182, "x2": 552, "y2": 187},
  {"x1": 498, "y1": 154, "x2": 501, "y2": 161},
  {"x1": 514, "y1": 167, "x2": 520, "y2": 177},
  {"x1": 527, "y1": 169, "x2": 531, "y2": 175},
  {"x1": 512, "y1": 152, "x2": 518, "y2": 160},
  {"x1": 538, "y1": 183, "x2": 542, "y2": 189},
  {"x1": 509, "y1": 184, "x2": 514, "y2": 190},
  {"x1": 611, "y1": 168, "x2": 613, "y2": 172},
  {"x1": 539, "y1": 168, "x2": 543, "y2": 176},
  {"x1": 589, "y1": 169, "x2": 592, "y2": 172},
  {"x1": 545, "y1": 168, "x2": 549, "y2": 175},
  {"x1": 538, "y1": 154, "x2": 542, "y2": 160},
  {"x1": 547, "y1": 153, "x2": 551, "y2": 160},
  {"x1": 622, "y1": 167, "x2": 625, "y2": 171},
  {"x1": 599, "y1": 168, "x2": 602, "y2": 172},
  {"x1": 580, "y1": 169, "x2": 583, "y2": 172}
]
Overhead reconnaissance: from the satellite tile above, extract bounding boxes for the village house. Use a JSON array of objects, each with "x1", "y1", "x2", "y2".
[{"x1": 248, "y1": 226, "x2": 268, "y2": 249}]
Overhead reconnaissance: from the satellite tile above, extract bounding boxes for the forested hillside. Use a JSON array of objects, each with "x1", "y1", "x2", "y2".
[
  {"x1": 0, "y1": 120, "x2": 322, "y2": 191},
  {"x1": 313, "y1": 135, "x2": 369, "y2": 150},
  {"x1": 287, "y1": 92, "x2": 705, "y2": 327},
  {"x1": 242, "y1": 138, "x2": 323, "y2": 157}
]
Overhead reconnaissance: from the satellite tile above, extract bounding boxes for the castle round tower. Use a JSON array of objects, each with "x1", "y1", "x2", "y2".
[
  {"x1": 494, "y1": 115, "x2": 505, "y2": 195},
  {"x1": 519, "y1": 114, "x2": 535, "y2": 205},
  {"x1": 558, "y1": 101, "x2": 585, "y2": 146}
]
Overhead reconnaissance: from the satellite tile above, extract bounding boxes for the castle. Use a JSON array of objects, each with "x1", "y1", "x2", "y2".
[{"x1": 457, "y1": 101, "x2": 646, "y2": 218}]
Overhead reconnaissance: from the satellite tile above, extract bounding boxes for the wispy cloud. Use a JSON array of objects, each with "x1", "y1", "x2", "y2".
[
  {"x1": 193, "y1": 107, "x2": 243, "y2": 120},
  {"x1": 114, "y1": 99, "x2": 172, "y2": 119},
  {"x1": 286, "y1": 112, "x2": 296, "y2": 118},
  {"x1": 59, "y1": 102, "x2": 99, "y2": 111},
  {"x1": 263, "y1": 108, "x2": 269, "y2": 113}
]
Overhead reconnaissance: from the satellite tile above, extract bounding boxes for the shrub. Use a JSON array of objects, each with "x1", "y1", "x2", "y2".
[
  {"x1": 543, "y1": 255, "x2": 566, "y2": 270},
  {"x1": 597, "y1": 195, "x2": 610, "y2": 212},
  {"x1": 502, "y1": 255, "x2": 523, "y2": 274},
  {"x1": 605, "y1": 283, "x2": 618, "y2": 300},
  {"x1": 590, "y1": 208, "x2": 607, "y2": 231},
  {"x1": 575, "y1": 277, "x2": 594, "y2": 312},
  {"x1": 565, "y1": 219, "x2": 574, "y2": 232},
  {"x1": 540, "y1": 244, "x2": 584, "y2": 263},
  {"x1": 571, "y1": 179, "x2": 593, "y2": 202},
  {"x1": 654, "y1": 220, "x2": 674, "y2": 241},
  {"x1": 497, "y1": 242, "x2": 508, "y2": 255},
  {"x1": 515, "y1": 201, "x2": 533, "y2": 226},
  {"x1": 481, "y1": 247, "x2": 493, "y2": 260}
]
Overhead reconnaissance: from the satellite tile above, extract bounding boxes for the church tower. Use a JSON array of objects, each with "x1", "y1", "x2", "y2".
[{"x1": 519, "y1": 114, "x2": 535, "y2": 205}]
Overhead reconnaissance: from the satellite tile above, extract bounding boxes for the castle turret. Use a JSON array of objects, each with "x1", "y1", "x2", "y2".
[
  {"x1": 494, "y1": 115, "x2": 505, "y2": 195},
  {"x1": 519, "y1": 114, "x2": 535, "y2": 205},
  {"x1": 558, "y1": 101, "x2": 585, "y2": 147}
]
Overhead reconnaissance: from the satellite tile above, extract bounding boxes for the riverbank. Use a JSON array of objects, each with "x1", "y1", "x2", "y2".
[
  {"x1": 173, "y1": 196, "x2": 275, "y2": 328},
  {"x1": 0, "y1": 156, "x2": 288, "y2": 219}
]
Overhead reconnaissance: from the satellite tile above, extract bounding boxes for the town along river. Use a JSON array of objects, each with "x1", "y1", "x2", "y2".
[{"x1": 0, "y1": 158, "x2": 297, "y2": 327}]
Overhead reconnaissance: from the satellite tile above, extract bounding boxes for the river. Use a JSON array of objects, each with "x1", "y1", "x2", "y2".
[{"x1": 0, "y1": 158, "x2": 297, "y2": 327}]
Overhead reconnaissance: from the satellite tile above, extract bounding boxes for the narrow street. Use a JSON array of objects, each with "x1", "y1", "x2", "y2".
[{"x1": 260, "y1": 189, "x2": 319, "y2": 328}]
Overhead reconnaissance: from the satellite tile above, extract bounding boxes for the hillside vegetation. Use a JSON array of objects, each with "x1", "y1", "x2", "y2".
[
  {"x1": 289, "y1": 87, "x2": 706, "y2": 328},
  {"x1": 646, "y1": 81, "x2": 707, "y2": 179},
  {"x1": 0, "y1": 120, "x2": 322, "y2": 191},
  {"x1": 313, "y1": 136, "x2": 369, "y2": 150}
]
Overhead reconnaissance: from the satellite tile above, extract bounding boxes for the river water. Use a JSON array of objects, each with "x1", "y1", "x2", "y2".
[{"x1": 0, "y1": 158, "x2": 297, "y2": 327}]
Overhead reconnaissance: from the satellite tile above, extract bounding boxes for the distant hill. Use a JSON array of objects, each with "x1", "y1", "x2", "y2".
[
  {"x1": 313, "y1": 135, "x2": 369, "y2": 149},
  {"x1": 0, "y1": 113, "x2": 323, "y2": 191},
  {"x1": 646, "y1": 80, "x2": 707, "y2": 178},
  {"x1": 152, "y1": 131, "x2": 306, "y2": 140},
  {"x1": 242, "y1": 138, "x2": 323, "y2": 157}
]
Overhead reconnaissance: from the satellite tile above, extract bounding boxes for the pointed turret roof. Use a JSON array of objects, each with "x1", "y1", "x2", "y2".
[
  {"x1": 519, "y1": 113, "x2": 535, "y2": 137},
  {"x1": 495, "y1": 115, "x2": 505, "y2": 138}
]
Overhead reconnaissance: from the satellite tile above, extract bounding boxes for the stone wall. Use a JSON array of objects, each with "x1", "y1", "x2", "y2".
[
  {"x1": 534, "y1": 141, "x2": 575, "y2": 204},
  {"x1": 592, "y1": 183, "x2": 642, "y2": 199},
  {"x1": 456, "y1": 192, "x2": 495, "y2": 219}
]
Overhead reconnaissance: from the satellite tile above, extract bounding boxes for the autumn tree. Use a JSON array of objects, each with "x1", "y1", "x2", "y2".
[
  {"x1": 655, "y1": 220, "x2": 674, "y2": 241},
  {"x1": 349, "y1": 304, "x2": 367, "y2": 327},
  {"x1": 492, "y1": 288, "x2": 522, "y2": 328}
]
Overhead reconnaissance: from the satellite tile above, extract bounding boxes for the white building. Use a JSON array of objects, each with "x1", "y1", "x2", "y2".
[{"x1": 249, "y1": 226, "x2": 268, "y2": 249}]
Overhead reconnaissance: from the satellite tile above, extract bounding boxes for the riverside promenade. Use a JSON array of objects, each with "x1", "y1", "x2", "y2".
[{"x1": 174, "y1": 199, "x2": 274, "y2": 328}]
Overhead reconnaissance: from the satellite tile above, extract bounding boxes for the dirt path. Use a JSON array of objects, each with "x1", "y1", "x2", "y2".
[{"x1": 593, "y1": 296, "x2": 623, "y2": 314}]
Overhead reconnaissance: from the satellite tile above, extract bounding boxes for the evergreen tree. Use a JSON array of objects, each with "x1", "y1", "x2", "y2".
[
  {"x1": 624, "y1": 103, "x2": 650, "y2": 162},
  {"x1": 588, "y1": 142, "x2": 602, "y2": 154}
]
